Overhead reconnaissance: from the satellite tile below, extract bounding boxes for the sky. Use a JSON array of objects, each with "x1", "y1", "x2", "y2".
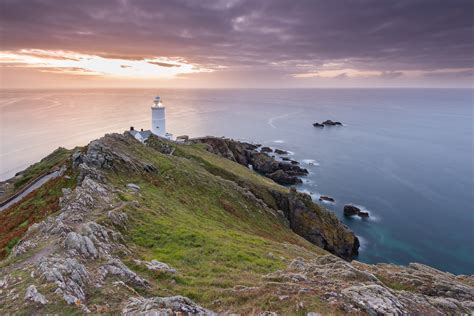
[{"x1": 0, "y1": 0, "x2": 473, "y2": 89}]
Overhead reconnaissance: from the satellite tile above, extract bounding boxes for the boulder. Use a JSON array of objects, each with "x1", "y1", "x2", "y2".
[
  {"x1": 267, "y1": 170, "x2": 302, "y2": 185},
  {"x1": 344, "y1": 205, "x2": 369, "y2": 218},
  {"x1": 126, "y1": 183, "x2": 140, "y2": 191},
  {"x1": 313, "y1": 123, "x2": 324, "y2": 127},
  {"x1": 274, "y1": 149, "x2": 288, "y2": 155},
  {"x1": 319, "y1": 195, "x2": 335, "y2": 202},
  {"x1": 344, "y1": 205, "x2": 361, "y2": 217},
  {"x1": 260, "y1": 146, "x2": 273, "y2": 153},
  {"x1": 24, "y1": 285, "x2": 48, "y2": 305}
]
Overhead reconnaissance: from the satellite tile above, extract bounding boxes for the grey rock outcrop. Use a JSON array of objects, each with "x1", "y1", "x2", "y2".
[
  {"x1": 24, "y1": 285, "x2": 48, "y2": 305},
  {"x1": 134, "y1": 259, "x2": 177, "y2": 274},
  {"x1": 122, "y1": 295, "x2": 214, "y2": 315}
]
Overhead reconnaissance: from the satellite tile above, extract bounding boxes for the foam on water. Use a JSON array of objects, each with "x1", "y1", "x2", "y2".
[{"x1": 302, "y1": 159, "x2": 320, "y2": 166}]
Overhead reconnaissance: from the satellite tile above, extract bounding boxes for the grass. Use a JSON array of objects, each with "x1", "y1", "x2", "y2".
[
  {"x1": 0, "y1": 135, "x2": 336, "y2": 314},
  {"x1": 0, "y1": 160, "x2": 78, "y2": 259},
  {"x1": 99, "y1": 136, "x2": 329, "y2": 313}
]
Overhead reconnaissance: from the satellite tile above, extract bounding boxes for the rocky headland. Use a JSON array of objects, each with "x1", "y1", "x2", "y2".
[{"x1": 0, "y1": 133, "x2": 472, "y2": 315}]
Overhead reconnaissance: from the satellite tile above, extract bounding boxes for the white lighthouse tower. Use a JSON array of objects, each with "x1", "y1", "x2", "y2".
[{"x1": 151, "y1": 96, "x2": 166, "y2": 137}]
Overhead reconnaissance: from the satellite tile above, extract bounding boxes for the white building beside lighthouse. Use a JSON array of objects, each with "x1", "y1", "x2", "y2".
[{"x1": 151, "y1": 96, "x2": 166, "y2": 137}]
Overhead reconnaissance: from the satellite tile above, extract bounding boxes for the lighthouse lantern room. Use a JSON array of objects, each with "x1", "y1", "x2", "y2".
[{"x1": 151, "y1": 96, "x2": 166, "y2": 137}]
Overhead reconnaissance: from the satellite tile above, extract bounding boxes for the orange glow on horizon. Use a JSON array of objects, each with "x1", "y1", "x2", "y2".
[{"x1": 0, "y1": 49, "x2": 213, "y2": 79}]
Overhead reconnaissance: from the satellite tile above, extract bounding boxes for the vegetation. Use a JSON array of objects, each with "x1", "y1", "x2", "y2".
[{"x1": 0, "y1": 160, "x2": 78, "y2": 259}]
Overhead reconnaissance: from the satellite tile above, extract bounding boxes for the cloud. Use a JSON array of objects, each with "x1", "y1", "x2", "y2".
[
  {"x1": 0, "y1": 0, "x2": 472, "y2": 87},
  {"x1": 148, "y1": 61, "x2": 181, "y2": 68}
]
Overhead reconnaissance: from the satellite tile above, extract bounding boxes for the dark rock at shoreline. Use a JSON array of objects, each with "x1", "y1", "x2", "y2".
[
  {"x1": 272, "y1": 188, "x2": 360, "y2": 260},
  {"x1": 290, "y1": 160, "x2": 299, "y2": 165},
  {"x1": 282, "y1": 157, "x2": 291, "y2": 161},
  {"x1": 260, "y1": 146, "x2": 272, "y2": 153},
  {"x1": 344, "y1": 205, "x2": 369, "y2": 218},
  {"x1": 313, "y1": 122, "x2": 324, "y2": 127},
  {"x1": 274, "y1": 149, "x2": 288, "y2": 155},
  {"x1": 319, "y1": 195, "x2": 335, "y2": 202},
  {"x1": 267, "y1": 169, "x2": 302, "y2": 185}
]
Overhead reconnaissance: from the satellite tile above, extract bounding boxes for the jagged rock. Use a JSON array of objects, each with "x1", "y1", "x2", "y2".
[
  {"x1": 189, "y1": 137, "x2": 308, "y2": 185},
  {"x1": 24, "y1": 285, "x2": 48, "y2": 305},
  {"x1": 122, "y1": 295, "x2": 214, "y2": 315},
  {"x1": 313, "y1": 123, "x2": 324, "y2": 127},
  {"x1": 261, "y1": 146, "x2": 273, "y2": 153},
  {"x1": 99, "y1": 259, "x2": 149, "y2": 288},
  {"x1": 134, "y1": 259, "x2": 177, "y2": 274},
  {"x1": 343, "y1": 205, "x2": 360, "y2": 216},
  {"x1": 272, "y1": 189, "x2": 360, "y2": 260},
  {"x1": 344, "y1": 205, "x2": 370, "y2": 218},
  {"x1": 126, "y1": 183, "x2": 140, "y2": 191},
  {"x1": 65, "y1": 232, "x2": 98, "y2": 258},
  {"x1": 274, "y1": 149, "x2": 288, "y2": 155},
  {"x1": 319, "y1": 195, "x2": 335, "y2": 202},
  {"x1": 267, "y1": 169, "x2": 302, "y2": 185},
  {"x1": 342, "y1": 284, "x2": 406, "y2": 315},
  {"x1": 108, "y1": 210, "x2": 128, "y2": 229},
  {"x1": 322, "y1": 120, "x2": 343, "y2": 126},
  {"x1": 38, "y1": 257, "x2": 89, "y2": 303}
]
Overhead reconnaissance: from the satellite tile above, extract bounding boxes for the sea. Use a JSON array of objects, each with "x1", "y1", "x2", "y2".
[{"x1": 1, "y1": 88, "x2": 473, "y2": 274}]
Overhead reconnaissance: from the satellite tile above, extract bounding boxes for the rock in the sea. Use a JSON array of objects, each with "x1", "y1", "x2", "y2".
[
  {"x1": 344, "y1": 205, "x2": 360, "y2": 216},
  {"x1": 274, "y1": 149, "x2": 288, "y2": 155},
  {"x1": 322, "y1": 120, "x2": 343, "y2": 126},
  {"x1": 260, "y1": 146, "x2": 273, "y2": 153},
  {"x1": 313, "y1": 122, "x2": 324, "y2": 127},
  {"x1": 344, "y1": 205, "x2": 369, "y2": 218},
  {"x1": 319, "y1": 195, "x2": 335, "y2": 202},
  {"x1": 24, "y1": 285, "x2": 48, "y2": 305}
]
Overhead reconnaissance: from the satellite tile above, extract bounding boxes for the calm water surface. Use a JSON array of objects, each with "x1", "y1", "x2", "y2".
[{"x1": 1, "y1": 88, "x2": 473, "y2": 274}]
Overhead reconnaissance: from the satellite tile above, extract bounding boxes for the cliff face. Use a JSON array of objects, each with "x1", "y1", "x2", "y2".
[
  {"x1": 0, "y1": 133, "x2": 472, "y2": 315},
  {"x1": 189, "y1": 136, "x2": 358, "y2": 260}
]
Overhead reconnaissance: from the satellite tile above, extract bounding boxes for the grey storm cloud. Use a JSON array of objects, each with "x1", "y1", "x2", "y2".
[{"x1": 0, "y1": 0, "x2": 473, "y2": 73}]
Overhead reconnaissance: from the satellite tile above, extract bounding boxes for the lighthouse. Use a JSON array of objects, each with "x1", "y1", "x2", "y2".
[{"x1": 151, "y1": 96, "x2": 166, "y2": 137}]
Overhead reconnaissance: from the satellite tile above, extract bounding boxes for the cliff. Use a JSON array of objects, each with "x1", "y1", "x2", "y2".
[{"x1": 0, "y1": 133, "x2": 472, "y2": 315}]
